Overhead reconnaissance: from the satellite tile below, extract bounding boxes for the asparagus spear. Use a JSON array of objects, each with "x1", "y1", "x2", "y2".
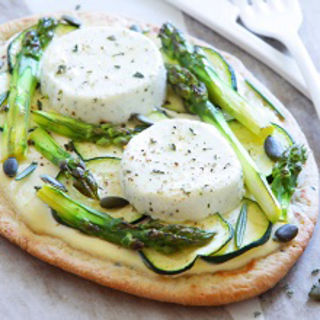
[
  {"x1": 29, "y1": 127, "x2": 99, "y2": 199},
  {"x1": 2, "y1": 17, "x2": 58, "y2": 161},
  {"x1": 37, "y1": 184, "x2": 215, "y2": 254},
  {"x1": 271, "y1": 144, "x2": 307, "y2": 220},
  {"x1": 166, "y1": 64, "x2": 281, "y2": 223},
  {"x1": 32, "y1": 110, "x2": 135, "y2": 146},
  {"x1": 159, "y1": 23, "x2": 274, "y2": 138}
]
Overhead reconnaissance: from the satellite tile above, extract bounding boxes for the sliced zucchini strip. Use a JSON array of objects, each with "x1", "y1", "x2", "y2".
[
  {"x1": 240, "y1": 80, "x2": 285, "y2": 120},
  {"x1": 7, "y1": 22, "x2": 78, "y2": 72},
  {"x1": 229, "y1": 120, "x2": 293, "y2": 176},
  {"x1": 73, "y1": 142, "x2": 123, "y2": 160},
  {"x1": 140, "y1": 214, "x2": 232, "y2": 275},
  {"x1": 145, "y1": 109, "x2": 170, "y2": 122},
  {"x1": 57, "y1": 156, "x2": 143, "y2": 223},
  {"x1": 203, "y1": 199, "x2": 272, "y2": 264},
  {"x1": 202, "y1": 47, "x2": 237, "y2": 91}
]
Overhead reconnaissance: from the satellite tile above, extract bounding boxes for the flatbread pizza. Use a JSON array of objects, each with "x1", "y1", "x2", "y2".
[{"x1": 0, "y1": 12, "x2": 317, "y2": 306}]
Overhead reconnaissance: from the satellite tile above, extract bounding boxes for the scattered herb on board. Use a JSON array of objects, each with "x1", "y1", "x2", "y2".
[
  {"x1": 107, "y1": 35, "x2": 116, "y2": 41},
  {"x1": 253, "y1": 311, "x2": 261, "y2": 318},
  {"x1": 283, "y1": 283, "x2": 294, "y2": 298},
  {"x1": 309, "y1": 283, "x2": 320, "y2": 301},
  {"x1": 311, "y1": 269, "x2": 320, "y2": 276},
  {"x1": 286, "y1": 290, "x2": 294, "y2": 298},
  {"x1": 75, "y1": 4, "x2": 81, "y2": 10}
]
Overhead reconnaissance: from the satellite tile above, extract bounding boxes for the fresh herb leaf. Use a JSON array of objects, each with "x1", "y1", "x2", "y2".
[{"x1": 311, "y1": 269, "x2": 320, "y2": 276}]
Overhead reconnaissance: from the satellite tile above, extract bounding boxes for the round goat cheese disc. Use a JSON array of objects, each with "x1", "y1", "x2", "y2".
[
  {"x1": 40, "y1": 27, "x2": 166, "y2": 124},
  {"x1": 120, "y1": 119, "x2": 244, "y2": 222}
]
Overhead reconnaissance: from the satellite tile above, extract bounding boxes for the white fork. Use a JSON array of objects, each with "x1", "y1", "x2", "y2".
[{"x1": 235, "y1": 0, "x2": 320, "y2": 118}]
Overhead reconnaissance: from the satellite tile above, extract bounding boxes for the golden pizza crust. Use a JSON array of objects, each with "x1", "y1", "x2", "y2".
[{"x1": 0, "y1": 11, "x2": 318, "y2": 306}]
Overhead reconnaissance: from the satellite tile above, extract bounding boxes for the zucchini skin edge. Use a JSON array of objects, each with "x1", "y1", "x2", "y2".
[
  {"x1": 202, "y1": 222, "x2": 272, "y2": 264},
  {"x1": 139, "y1": 219, "x2": 234, "y2": 275}
]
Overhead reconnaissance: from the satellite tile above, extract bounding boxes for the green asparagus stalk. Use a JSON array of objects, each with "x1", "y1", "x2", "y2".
[
  {"x1": 159, "y1": 23, "x2": 274, "y2": 138},
  {"x1": 271, "y1": 144, "x2": 307, "y2": 220},
  {"x1": 37, "y1": 184, "x2": 215, "y2": 254},
  {"x1": 29, "y1": 127, "x2": 99, "y2": 199},
  {"x1": 32, "y1": 110, "x2": 135, "y2": 147},
  {"x1": 166, "y1": 64, "x2": 281, "y2": 223},
  {"x1": 2, "y1": 17, "x2": 58, "y2": 161}
]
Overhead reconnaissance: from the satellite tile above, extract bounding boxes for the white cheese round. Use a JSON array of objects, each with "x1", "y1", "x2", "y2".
[
  {"x1": 120, "y1": 119, "x2": 244, "y2": 222},
  {"x1": 40, "y1": 27, "x2": 166, "y2": 124}
]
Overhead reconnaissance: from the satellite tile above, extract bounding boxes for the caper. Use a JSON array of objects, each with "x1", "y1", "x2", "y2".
[
  {"x1": 61, "y1": 15, "x2": 82, "y2": 28},
  {"x1": 309, "y1": 284, "x2": 320, "y2": 301},
  {"x1": 100, "y1": 196, "x2": 129, "y2": 209},
  {"x1": 132, "y1": 113, "x2": 154, "y2": 126},
  {"x1": 40, "y1": 174, "x2": 67, "y2": 192},
  {"x1": 264, "y1": 135, "x2": 285, "y2": 161},
  {"x1": 274, "y1": 224, "x2": 298, "y2": 242},
  {"x1": 3, "y1": 157, "x2": 19, "y2": 178}
]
